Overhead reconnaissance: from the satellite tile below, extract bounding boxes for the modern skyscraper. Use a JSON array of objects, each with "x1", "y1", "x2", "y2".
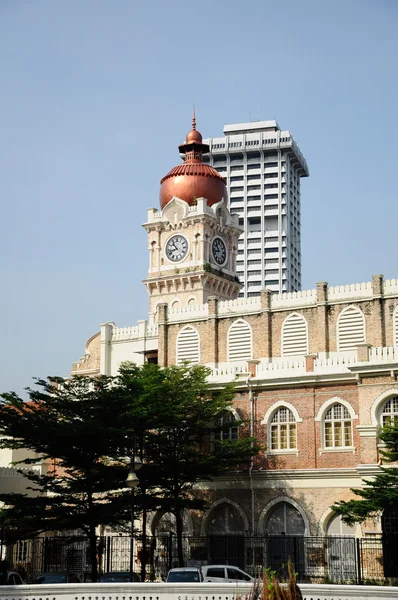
[{"x1": 203, "y1": 121, "x2": 309, "y2": 296}]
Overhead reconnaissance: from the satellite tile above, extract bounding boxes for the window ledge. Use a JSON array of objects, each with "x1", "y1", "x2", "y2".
[
  {"x1": 319, "y1": 447, "x2": 356, "y2": 454},
  {"x1": 267, "y1": 449, "x2": 299, "y2": 456}
]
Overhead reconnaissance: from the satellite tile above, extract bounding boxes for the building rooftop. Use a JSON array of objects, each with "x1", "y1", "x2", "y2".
[{"x1": 223, "y1": 120, "x2": 280, "y2": 135}]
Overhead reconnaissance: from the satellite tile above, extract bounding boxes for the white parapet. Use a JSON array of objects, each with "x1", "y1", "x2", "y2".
[
  {"x1": 328, "y1": 281, "x2": 373, "y2": 301},
  {"x1": 218, "y1": 296, "x2": 261, "y2": 315},
  {"x1": 111, "y1": 322, "x2": 158, "y2": 342},
  {"x1": 384, "y1": 278, "x2": 398, "y2": 296},
  {"x1": 1, "y1": 582, "x2": 396, "y2": 600},
  {"x1": 270, "y1": 288, "x2": 317, "y2": 309},
  {"x1": 257, "y1": 357, "x2": 307, "y2": 376},
  {"x1": 369, "y1": 346, "x2": 398, "y2": 363},
  {"x1": 168, "y1": 303, "x2": 209, "y2": 322},
  {"x1": 112, "y1": 325, "x2": 140, "y2": 341},
  {"x1": 207, "y1": 361, "x2": 249, "y2": 382},
  {"x1": 314, "y1": 354, "x2": 357, "y2": 374}
]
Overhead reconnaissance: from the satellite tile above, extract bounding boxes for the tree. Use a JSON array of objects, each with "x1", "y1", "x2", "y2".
[
  {"x1": 0, "y1": 375, "x2": 139, "y2": 581},
  {"x1": 332, "y1": 423, "x2": 398, "y2": 524},
  {"x1": 119, "y1": 362, "x2": 260, "y2": 567},
  {"x1": 0, "y1": 363, "x2": 260, "y2": 579}
]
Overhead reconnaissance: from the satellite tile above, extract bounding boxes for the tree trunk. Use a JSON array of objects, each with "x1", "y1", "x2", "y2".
[{"x1": 175, "y1": 506, "x2": 184, "y2": 566}]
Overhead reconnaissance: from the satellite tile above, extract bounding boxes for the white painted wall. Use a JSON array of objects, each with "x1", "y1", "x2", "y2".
[{"x1": 110, "y1": 341, "x2": 147, "y2": 375}]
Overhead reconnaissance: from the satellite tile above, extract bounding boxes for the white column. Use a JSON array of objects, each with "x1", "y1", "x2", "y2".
[{"x1": 100, "y1": 322, "x2": 114, "y2": 375}]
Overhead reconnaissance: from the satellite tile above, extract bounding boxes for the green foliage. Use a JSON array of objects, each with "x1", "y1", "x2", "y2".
[
  {"x1": 332, "y1": 423, "x2": 398, "y2": 524},
  {"x1": 0, "y1": 375, "x2": 143, "y2": 580},
  {"x1": 0, "y1": 363, "x2": 260, "y2": 575},
  {"x1": 260, "y1": 560, "x2": 302, "y2": 600},
  {"x1": 204, "y1": 262, "x2": 212, "y2": 272},
  {"x1": 118, "y1": 362, "x2": 260, "y2": 565}
]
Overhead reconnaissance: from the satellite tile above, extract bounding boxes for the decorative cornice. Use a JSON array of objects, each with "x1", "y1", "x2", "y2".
[
  {"x1": 357, "y1": 425, "x2": 378, "y2": 438},
  {"x1": 349, "y1": 363, "x2": 398, "y2": 375},
  {"x1": 194, "y1": 467, "x2": 363, "y2": 490},
  {"x1": 356, "y1": 463, "x2": 382, "y2": 477},
  {"x1": 209, "y1": 467, "x2": 360, "y2": 482}
]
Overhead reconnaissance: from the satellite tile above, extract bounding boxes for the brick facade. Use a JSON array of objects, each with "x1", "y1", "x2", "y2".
[
  {"x1": 72, "y1": 276, "x2": 398, "y2": 538},
  {"x1": 142, "y1": 276, "x2": 398, "y2": 537}
]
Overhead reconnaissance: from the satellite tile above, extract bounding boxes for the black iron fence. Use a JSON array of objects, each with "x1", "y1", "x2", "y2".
[{"x1": 5, "y1": 534, "x2": 397, "y2": 585}]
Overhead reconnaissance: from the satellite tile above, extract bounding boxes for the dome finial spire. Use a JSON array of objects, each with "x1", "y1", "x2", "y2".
[
  {"x1": 159, "y1": 118, "x2": 227, "y2": 210},
  {"x1": 192, "y1": 106, "x2": 196, "y2": 130}
]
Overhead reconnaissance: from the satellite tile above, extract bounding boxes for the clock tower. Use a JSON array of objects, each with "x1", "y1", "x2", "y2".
[{"x1": 143, "y1": 115, "x2": 243, "y2": 319}]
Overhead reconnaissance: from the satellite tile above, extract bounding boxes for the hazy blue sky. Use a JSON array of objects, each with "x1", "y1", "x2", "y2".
[{"x1": 1, "y1": 0, "x2": 397, "y2": 394}]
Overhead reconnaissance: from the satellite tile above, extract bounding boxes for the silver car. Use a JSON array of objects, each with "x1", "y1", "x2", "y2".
[{"x1": 201, "y1": 565, "x2": 253, "y2": 583}]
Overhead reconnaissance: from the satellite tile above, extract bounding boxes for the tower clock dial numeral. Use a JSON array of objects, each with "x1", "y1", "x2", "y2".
[
  {"x1": 212, "y1": 237, "x2": 227, "y2": 266},
  {"x1": 165, "y1": 235, "x2": 188, "y2": 262}
]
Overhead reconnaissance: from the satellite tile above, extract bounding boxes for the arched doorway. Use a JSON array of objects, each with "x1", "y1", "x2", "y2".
[
  {"x1": 151, "y1": 511, "x2": 192, "y2": 578},
  {"x1": 264, "y1": 501, "x2": 306, "y2": 578},
  {"x1": 207, "y1": 503, "x2": 246, "y2": 569},
  {"x1": 382, "y1": 504, "x2": 398, "y2": 577},
  {"x1": 325, "y1": 513, "x2": 356, "y2": 580},
  {"x1": 156, "y1": 512, "x2": 177, "y2": 534},
  {"x1": 265, "y1": 502, "x2": 305, "y2": 536}
]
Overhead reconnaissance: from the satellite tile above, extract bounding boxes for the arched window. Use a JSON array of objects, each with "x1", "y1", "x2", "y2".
[
  {"x1": 155, "y1": 511, "x2": 191, "y2": 535},
  {"x1": 187, "y1": 297, "x2": 197, "y2": 309},
  {"x1": 215, "y1": 411, "x2": 238, "y2": 441},
  {"x1": 228, "y1": 319, "x2": 252, "y2": 361},
  {"x1": 270, "y1": 407, "x2": 297, "y2": 450},
  {"x1": 381, "y1": 396, "x2": 398, "y2": 427},
  {"x1": 337, "y1": 306, "x2": 366, "y2": 351},
  {"x1": 208, "y1": 503, "x2": 245, "y2": 534},
  {"x1": 176, "y1": 326, "x2": 200, "y2": 364},
  {"x1": 265, "y1": 502, "x2": 305, "y2": 536},
  {"x1": 326, "y1": 513, "x2": 356, "y2": 536},
  {"x1": 171, "y1": 300, "x2": 181, "y2": 310},
  {"x1": 324, "y1": 403, "x2": 353, "y2": 448},
  {"x1": 281, "y1": 313, "x2": 308, "y2": 356}
]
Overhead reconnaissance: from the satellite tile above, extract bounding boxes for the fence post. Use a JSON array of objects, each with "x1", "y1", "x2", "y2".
[
  {"x1": 168, "y1": 533, "x2": 173, "y2": 572},
  {"x1": 43, "y1": 538, "x2": 48, "y2": 573},
  {"x1": 356, "y1": 538, "x2": 363, "y2": 585},
  {"x1": 293, "y1": 537, "x2": 298, "y2": 580},
  {"x1": 106, "y1": 537, "x2": 111, "y2": 573}
]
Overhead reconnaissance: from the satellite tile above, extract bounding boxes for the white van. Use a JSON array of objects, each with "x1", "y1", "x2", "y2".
[{"x1": 201, "y1": 565, "x2": 253, "y2": 583}]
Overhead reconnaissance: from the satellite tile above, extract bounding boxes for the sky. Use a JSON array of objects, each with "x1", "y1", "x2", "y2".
[{"x1": 0, "y1": 0, "x2": 397, "y2": 394}]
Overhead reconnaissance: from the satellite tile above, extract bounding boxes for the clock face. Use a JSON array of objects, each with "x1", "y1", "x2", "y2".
[
  {"x1": 212, "y1": 237, "x2": 227, "y2": 266},
  {"x1": 165, "y1": 234, "x2": 188, "y2": 262}
]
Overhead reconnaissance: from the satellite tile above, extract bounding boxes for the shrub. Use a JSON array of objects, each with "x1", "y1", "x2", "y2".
[{"x1": 249, "y1": 562, "x2": 302, "y2": 600}]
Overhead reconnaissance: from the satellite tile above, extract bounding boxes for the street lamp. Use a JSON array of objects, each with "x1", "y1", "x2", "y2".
[{"x1": 126, "y1": 447, "x2": 142, "y2": 580}]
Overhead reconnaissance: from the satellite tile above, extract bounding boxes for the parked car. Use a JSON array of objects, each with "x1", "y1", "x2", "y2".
[
  {"x1": 166, "y1": 567, "x2": 203, "y2": 582},
  {"x1": 0, "y1": 571, "x2": 25, "y2": 585},
  {"x1": 32, "y1": 572, "x2": 81, "y2": 584},
  {"x1": 98, "y1": 571, "x2": 140, "y2": 583},
  {"x1": 201, "y1": 565, "x2": 253, "y2": 583}
]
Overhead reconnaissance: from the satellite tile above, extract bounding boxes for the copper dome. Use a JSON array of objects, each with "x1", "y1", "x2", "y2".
[
  {"x1": 185, "y1": 128, "x2": 202, "y2": 144},
  {"x1": 159, "y1": 113, "x2": 228, "y2": 210}
]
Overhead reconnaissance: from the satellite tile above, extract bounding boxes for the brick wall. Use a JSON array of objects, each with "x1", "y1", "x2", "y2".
[{"x1": 161, "y1": 286, "x2": 398, "y2": 365}]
